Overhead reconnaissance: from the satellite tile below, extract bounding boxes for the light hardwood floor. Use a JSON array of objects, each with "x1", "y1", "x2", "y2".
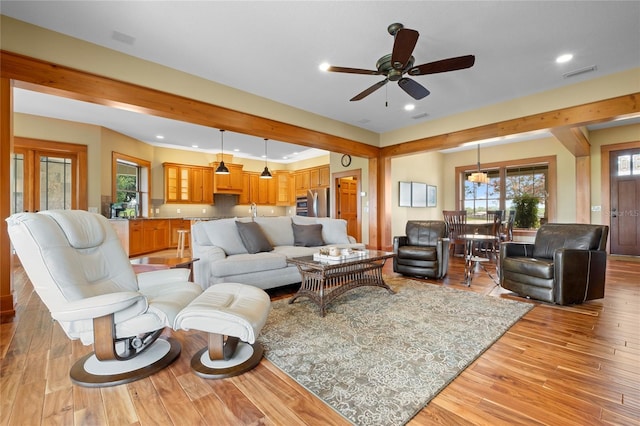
[{"x1": 2, "y1": 252, "x2": 638, "y2": 425}]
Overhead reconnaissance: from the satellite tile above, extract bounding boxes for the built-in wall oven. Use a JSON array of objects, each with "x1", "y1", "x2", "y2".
[{"x1": 295, "y1": 196, "x2": 308, "y2": 216}]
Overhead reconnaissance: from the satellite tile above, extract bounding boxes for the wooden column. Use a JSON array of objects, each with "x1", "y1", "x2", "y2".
[
  {"x1": 0, "y1": 77, "x2": 15, "y2": 320},
  {"x1": 576, "y1": 156, "x2": 591, "y2": 224}
]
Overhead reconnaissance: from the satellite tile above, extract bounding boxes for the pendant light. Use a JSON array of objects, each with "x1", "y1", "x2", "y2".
[
  {"x1": 260, "y1": 138, "x2": 272, "y2": 179},
  {"x1": 215, "y1": 129, "x2": 230, "y2": 174},
  {"x1": 467, "y1": 143, "x2": 489, "y2": 185}
]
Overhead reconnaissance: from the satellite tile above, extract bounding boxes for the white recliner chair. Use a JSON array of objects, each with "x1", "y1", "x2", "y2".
[{"x1": 7, "y1": 210, "x2": 271, "y2": 387}]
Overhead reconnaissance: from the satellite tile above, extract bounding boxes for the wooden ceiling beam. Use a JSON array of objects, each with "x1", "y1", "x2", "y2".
[
  {"x1": 1, "y1": 50, "x2": 379, "y2": 159},
  {"x1": 381, "y1": 93, "x2": 639, "y2": 158},
  {"x1": 550, "y1": 126, "x2": 591, "y2": 157}
]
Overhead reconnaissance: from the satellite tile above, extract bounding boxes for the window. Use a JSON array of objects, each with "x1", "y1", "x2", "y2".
[
  {"x1": 505, "y1": 165, "x2": 548, "y2": 220},
  {"x1": 112, "y1": 152, "x2": 150, "y2": 218},
  {"x1": 457, "y1": 156, "x2": 555, "y2": 225},
  {"x1": 116, "y1": 161, "x2": 140, "y2": 205},
  {"x1": 40, "y1": 156, "x2": 72, "y2": 210},
  {"x1": 617, "y1": 153, "x2": 640, "y2": 176}
]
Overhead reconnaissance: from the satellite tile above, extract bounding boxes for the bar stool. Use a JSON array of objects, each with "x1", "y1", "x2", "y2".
[{"x1": 176, "y1": 229, "x2": 189, "y2": 257}]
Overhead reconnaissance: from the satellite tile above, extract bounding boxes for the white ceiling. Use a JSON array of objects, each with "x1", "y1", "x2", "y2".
[{"x1": 3, "y1": 1, "x2": 640, "y2": 161}]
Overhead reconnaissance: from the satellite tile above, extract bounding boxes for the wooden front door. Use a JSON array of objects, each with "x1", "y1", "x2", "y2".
[
  {"x1": 337, "y1": 177, "x2": 359, "y2": 240},
  {"x1": 609, "y1": 148, "x2": 640, "y2": 256}
]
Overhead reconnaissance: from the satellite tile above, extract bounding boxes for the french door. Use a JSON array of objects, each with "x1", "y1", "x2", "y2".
[{"x1": 12, "y1": 138, "x2": 87, "y2": 213}]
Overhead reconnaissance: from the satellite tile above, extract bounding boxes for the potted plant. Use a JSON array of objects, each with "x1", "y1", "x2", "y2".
[{"x1": 513, "y1": 193, "x2": 540, "y2": 229}]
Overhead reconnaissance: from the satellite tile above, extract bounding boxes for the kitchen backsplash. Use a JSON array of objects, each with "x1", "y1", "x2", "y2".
[{"x1": 152, "y1": 194, "x2": 293, "y2": 218}]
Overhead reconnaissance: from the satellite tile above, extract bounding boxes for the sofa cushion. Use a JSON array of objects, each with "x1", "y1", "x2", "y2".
[
  {"x1": 292, "y1": 223, "x2": 325, "y2": 247},
  {"x1": 236, "y1": 221, "x2": 273, "y2": 254},
  {"x1": 406, "y1": 221, "x2": 447, "y2": 247},
  {"x1": 533, "y1": 224, "x2": 603, "y2": 259},
  {"x1": 212, "y1": 252, "x2": 286, "y2": 277},
  {"x1": 502, "y1": 256, "x2": 554, "y2": 280},
  {"x1": 397, "y1": 245, "x2": 437, "y2": 261},
  {"x1": 203, "y1": 218, "x2": 248, "y2": 255},
  {"x1": 255, "y1": 216, "x2": 294, "y2": 246},
  {"x1": 316, "y1": 217, "x2": 350, "y2": 244}
]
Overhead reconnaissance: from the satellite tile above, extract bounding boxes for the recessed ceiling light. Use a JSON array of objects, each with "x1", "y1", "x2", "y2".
[
  {"x1": 233, "y1": 148, "x2": 240, "y2": 152},
  {"x1": 319, "y1": 62, "x2": 330, "y2": 72},
  {"x1": 556, "y1": 53, "x2": 573, "y2": 64},
  {"x1": 404, "y1": 104, "x2": 415, "y2": 111},
  {"x1": 191, "y1": 144, "x2": 198, "y2": 148},
  {"x1": 156, "y1": 135, "x2": 164, "y2": 139}
]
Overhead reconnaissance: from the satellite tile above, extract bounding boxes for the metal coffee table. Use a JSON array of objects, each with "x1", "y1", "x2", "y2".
[{"x1": 287, "y1": 250, "x2": 395, "y2": 316}]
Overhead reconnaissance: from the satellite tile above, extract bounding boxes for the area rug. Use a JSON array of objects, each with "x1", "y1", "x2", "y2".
[{"x1": 260, "y1": 277, "x2": 533, "y2": 426}]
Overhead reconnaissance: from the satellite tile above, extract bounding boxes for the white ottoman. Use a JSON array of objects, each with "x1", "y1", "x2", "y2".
[{"x1": 175, "y1": 283, "x2": 271, "y2": 379}]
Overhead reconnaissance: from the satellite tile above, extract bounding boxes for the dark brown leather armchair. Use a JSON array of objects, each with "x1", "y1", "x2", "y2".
[
  {"x1": 500, "y1": 223, "x2": 608, "y2": 305},
  {"x1": 393, "y1": 221, "x2": 450, "y2": 279}
]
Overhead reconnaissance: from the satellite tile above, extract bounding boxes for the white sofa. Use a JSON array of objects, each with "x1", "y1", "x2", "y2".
[{"x1": 191, "y1": 216, "x2": 365, "y2": 290}]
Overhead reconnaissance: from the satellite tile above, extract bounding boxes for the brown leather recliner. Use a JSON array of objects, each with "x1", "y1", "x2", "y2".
[
  {"x1": 500, "y1": 223, "x2": 609, "y2": 305},
  {"x1": 393, "y1": 220, "x2": 450, "y2": 279}
]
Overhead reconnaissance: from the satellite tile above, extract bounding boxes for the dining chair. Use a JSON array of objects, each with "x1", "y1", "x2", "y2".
[
  {"x1": 501, "y1": 210, "x2": 516, "y2": 241},
  {"x1": 442, "y1": 210, "x2": 467, "y2": 257}
]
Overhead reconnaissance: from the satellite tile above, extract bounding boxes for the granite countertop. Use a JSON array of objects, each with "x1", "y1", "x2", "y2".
[{"x1": 109, "y1": 216, "x2": 233, "y2": 221}]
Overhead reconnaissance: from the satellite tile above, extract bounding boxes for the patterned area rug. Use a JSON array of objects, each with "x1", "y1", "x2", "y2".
[{"x1": 260, "y1": 277, "x2": 533, "y2": 426}]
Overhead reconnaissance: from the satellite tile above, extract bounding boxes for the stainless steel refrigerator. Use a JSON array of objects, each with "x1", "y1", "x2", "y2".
[{"x1": 307, "y1": 188, "x2": 330, "y2": 217}]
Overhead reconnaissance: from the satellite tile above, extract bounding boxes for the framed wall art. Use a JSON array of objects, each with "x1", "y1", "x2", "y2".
[
  {"x1": 411, "y1": 182, "x2": 427, "y2": 207},
  {"x1": 399, "y1": 181, "x2": 412, "y2": 207},
  {"x1": 427, "y1": 185, "x2": 437, "y2": 207}
]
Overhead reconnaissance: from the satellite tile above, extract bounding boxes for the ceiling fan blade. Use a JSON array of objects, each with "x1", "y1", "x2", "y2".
[
  {"x1": 391, "y1": 28, "x2": 419, "y2": 70},
  {"x1": 408, "y1": 55, "x2": 476, "y2": 76},
  {"x1": 398, "y1": 78, "x2": 430, "y2": 100},
  {"x1": 350, "y1": 79, "x2": 388, "y2": 101},
  {"x1": 326, "y1": 66, "x2": 380, "y2": 75}
]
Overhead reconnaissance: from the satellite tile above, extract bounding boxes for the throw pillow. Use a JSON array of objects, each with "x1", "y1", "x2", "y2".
[
  {"x1": 236, "y1": 221, "x2": 274, "y2": 254},
  {"x1": 292, "y1": 223, "x2": 325, "y2": 247}
]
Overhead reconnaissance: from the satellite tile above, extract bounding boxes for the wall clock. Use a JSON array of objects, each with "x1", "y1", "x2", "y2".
[{"x1": 341, "y1": 154, "x2": 352, "y2": 167}]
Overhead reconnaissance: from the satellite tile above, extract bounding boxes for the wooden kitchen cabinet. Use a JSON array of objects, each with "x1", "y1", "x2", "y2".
[
  {"x1": 189, "y1": 166, "x2": 213, "y2": 204},
  {"x1": 239, "y1": 172, "x2": 278, "y2": 205},
  {"x1": 294, "y1": 165, "x2": 329, "y2": 196},
  {"x1": 212, "y1": 162, "x2": 244, "y2": 194},
  {"x1": 128, "y1": 219, "x2": 145, "y2": 256},
  {"x1": 142, "y1": 219, "x2": 170, "y2": 254},
  {"x1": 310, "y1": 165, "x2": 330, "y2": 188},
  {"x1": 294, "y1": 169, "x2": 310, "y2": 196},
  {"x1": 164, "y1": 163, "x2": 213, "y2": 204},
  {"x1": 164, "y1": 163, "x2": 190, "y2": 203},
  {"x1": 273, "y1": 171, "x2": 294, "y2": 206},
  {"x1": 238, "y1": 172, "x2": 251, "y2": 204}
]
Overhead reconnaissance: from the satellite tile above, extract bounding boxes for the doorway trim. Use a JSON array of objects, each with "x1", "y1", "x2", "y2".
[
  {"x1": 333, "y1": 169, "x2": 362, "y2": 243},
  {"x1": 600, "y1": 140, "x2": 640, "y2": 254}
]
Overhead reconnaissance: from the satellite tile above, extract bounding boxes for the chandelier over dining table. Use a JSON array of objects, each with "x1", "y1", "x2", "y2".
[{"x1": 468, "y1": 143, "x2": 489, "y2": 185}]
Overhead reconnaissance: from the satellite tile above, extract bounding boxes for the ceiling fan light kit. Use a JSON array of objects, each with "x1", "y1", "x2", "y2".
[{"x1": 325, "y1": 23, "x2": 475, "y2": 102}]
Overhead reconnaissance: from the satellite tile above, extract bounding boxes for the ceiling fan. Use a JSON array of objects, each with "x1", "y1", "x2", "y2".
[{"x1": 325, "y1": 23, "x2": 475, "y2": 101}]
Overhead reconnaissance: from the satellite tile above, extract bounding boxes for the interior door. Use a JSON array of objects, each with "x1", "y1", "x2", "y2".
[
  {"x1": 13, "y1": 138, "x2": 85, "y2": 214},
  {"x1": 610, "y1": 148, "x2": 640, "y2": 256},
  {"x1": 337, "y1": 177, "x2": 359, "y2": 240}
]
